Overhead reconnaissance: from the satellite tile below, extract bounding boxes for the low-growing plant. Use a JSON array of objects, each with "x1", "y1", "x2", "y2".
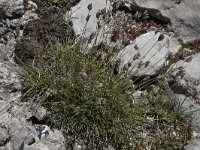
[
  {"x1": 17, "y1": 1, "x2": 193, "y2": 149},
  {"x1": 19, "y1": 37, "x2": 192, "y2": 149},
  {"x1": 20, "y1": 39, "x2": 143, "y2": 149}
]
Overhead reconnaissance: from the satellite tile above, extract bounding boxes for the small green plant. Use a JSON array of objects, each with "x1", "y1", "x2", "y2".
[
  {"x1": 20, "y1": 39, "x2": 143, "y2": 148},
  {"x1": 19, "y1": 38, "x2": 192, "y2": 149},
  {"x1": 18, "y1": 1, "x2": 193, "y2": 148}
]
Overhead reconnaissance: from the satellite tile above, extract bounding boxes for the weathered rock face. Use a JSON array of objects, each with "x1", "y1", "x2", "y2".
[
  {"x1": 116, "y1": 30, "x2": 181, "y2": 75},
  {"x1": 69, "y1": 0, "x2": 111, "y2": 38},
  {"x1": 134, "y1": 0, "x2": 200, "y2": 43},
  {"x1": 0, "y1": 0, "x2": 65, "y2": 149},
  {"x1": 0, "y1": 0, "x2": 24, "y2": 19},
  {"x1": 0, "y1": 127, "x2": 9, "y2": 146},
  {"x1": 169, "y1": 53, "x2": 200, "y2": 98},
  {"x1": 167, "y1": 39, "x2": 200, "y2": 150},
  {"x1": 176, "y1": 94, "x2": 200, "y2": 150}
]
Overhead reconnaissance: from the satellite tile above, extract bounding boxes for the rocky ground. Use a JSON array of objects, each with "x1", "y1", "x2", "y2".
[
  {"x1": 1, "y1": 0, "x2": 200, "y2": 149},
  {"x1": 0, "y1": 0, "x2": 66, "y2": 149}
]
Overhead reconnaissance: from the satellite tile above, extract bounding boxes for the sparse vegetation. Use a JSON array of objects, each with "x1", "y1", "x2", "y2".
[
  {"x1": 20, "y1": 39, "x2": 143, "y2": 149},
  {"x1": 16, "y1": 0, "x2": 193, "y2": 149},
  {"x1": 18, "y1": 38, "x2": 192, "y2": 149}
]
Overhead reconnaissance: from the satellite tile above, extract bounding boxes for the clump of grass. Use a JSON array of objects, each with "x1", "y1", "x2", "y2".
[
  {"x1": 21, "y1": 39, "x2": 144, "y2": 149},
  {"x1": 18, "y1": 2, "x2": 193, "y2": 147},
  {"x1": 19, "y1": 37, "x2": 192, "y2": 149}
]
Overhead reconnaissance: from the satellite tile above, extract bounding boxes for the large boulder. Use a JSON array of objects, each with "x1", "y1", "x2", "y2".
[
  {"x1": 115, "y1": 30, "x2": 181, "y2": 76},
  {"x1": 168, "y1": 53, "x2": 200, "y2": 150},
  {"x1": 134, "y1": 0, "x2": 200, "y2": 43}
]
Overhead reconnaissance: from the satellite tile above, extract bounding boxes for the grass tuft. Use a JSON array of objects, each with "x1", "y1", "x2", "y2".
[
  {"x1": 19, "y1": 38, "x2": 192, "y2": 149},
  {"x1": 17, "y1": 1, "x2": 193, "y2": 148},
  {"x1": 21, "y1": 39, "x2": 143, "y2": 148}
]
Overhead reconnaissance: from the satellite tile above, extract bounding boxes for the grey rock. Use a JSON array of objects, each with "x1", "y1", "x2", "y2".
[
  {"x1": 24, "y1": 141, "x2": 66, "y2": 150},
  {"x1": 167, "y1": 52, "x2": 200, "y2": 150},
  {"x1": 0, "y1": 0, "x2": 24, "y2": 19},
  {"x1": 36, "y1": 125, "x2": 49, "y2": 139},
  {"x1": 68, "y1": 0, "x2": 111, "y2": 38},
  {"x1": 0, "y1": 142, "x2": 13, "y2": 150},
  {"x1": 169, "y1": 53, "x2": 200, "y2": 97},
  {"x1": 134, "y1": 0, "x2": 200, "y2": 43},
  {"x1": 10, "y1": 129, "x2": 36, "y2": 150},
  {"x1": 115, "y1": 31, "x2": 181, "y2": 75},
  {"x1": 54, "y1": 129, "x2": 65, "y2": 143},
  {"x1": 32, "y1": 105, "x2": 48, "y2": 122},
  {"x1": 0, "y1": 0, "x2": 66, "y2": 149},
  {"x1": 175, "y1": 94, "x2": 200, "y2": 150},
  {"x1": 0, "y1": 127, "x2": 9, "y2": 146},
  {"x1": 185, "y1": 139, "x2": 200, "y2": 150},
  {"x1": 8, "y1": 117, "x2": 23, "y2": 134}
]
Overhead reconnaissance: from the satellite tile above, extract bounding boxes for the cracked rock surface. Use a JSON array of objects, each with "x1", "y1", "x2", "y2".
[
  {"x1": 169, "y1": 53, "x2": 200, "y2": 150},
  {"x1": 134, "y1": 0, "x2": 200, "y2": 43},
  {"x1": 116, "y1": 30, "x2": 181, "y2": 75},
  {"x1": 0, "y1": 0, "x2": 65, "y2": 149},
  {"x1": 170, "y1": 53, "x2": 200, "y2": 97}
]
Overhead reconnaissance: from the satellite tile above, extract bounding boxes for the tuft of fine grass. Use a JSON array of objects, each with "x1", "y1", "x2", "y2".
[
  {"x1": 19, "y1": 37, "x2": 192, "y2": 149},
  {"x1": 20, "y1": 39, "x2": 144, "y2": 149}
]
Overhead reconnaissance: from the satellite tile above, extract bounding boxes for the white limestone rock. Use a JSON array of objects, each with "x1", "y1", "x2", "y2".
[
  {"x1": 68, "y1": 0, "x2": 111, "y2": 38},
  {"x1": 115, "y1": 31, "x2": 181, "y2": 76},
  {"x1": 169, "y1": 53, "x2": 200, "y2": 97}
]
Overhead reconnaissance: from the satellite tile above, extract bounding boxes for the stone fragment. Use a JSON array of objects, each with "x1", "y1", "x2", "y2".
[
  {"x1": 69, "y1": 0, "x2": 111, "y2": 38},
  {"x1": 32, "y1": 105, "x2": 48, "y2": 122},
  {"x1": 0, "y1": 0, "x2": 24, "y2": 19},
  {"x1": 0, "y1": 127, "x2": 9, "y2": 146}
]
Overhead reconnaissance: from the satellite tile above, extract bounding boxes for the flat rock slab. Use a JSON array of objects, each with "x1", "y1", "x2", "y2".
[
  {"x1": 134, "y1": 0, "x2": 200, "y2": 43},
  {"x1": 69, "y1": 0, "x2": 111, "y2": 38},
  {"x1": 116, "y1": 31, "x2": 181, "y2": 76},
  {"x1": 170, "y1": 53, "x2": 200, "y2": 97}
]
